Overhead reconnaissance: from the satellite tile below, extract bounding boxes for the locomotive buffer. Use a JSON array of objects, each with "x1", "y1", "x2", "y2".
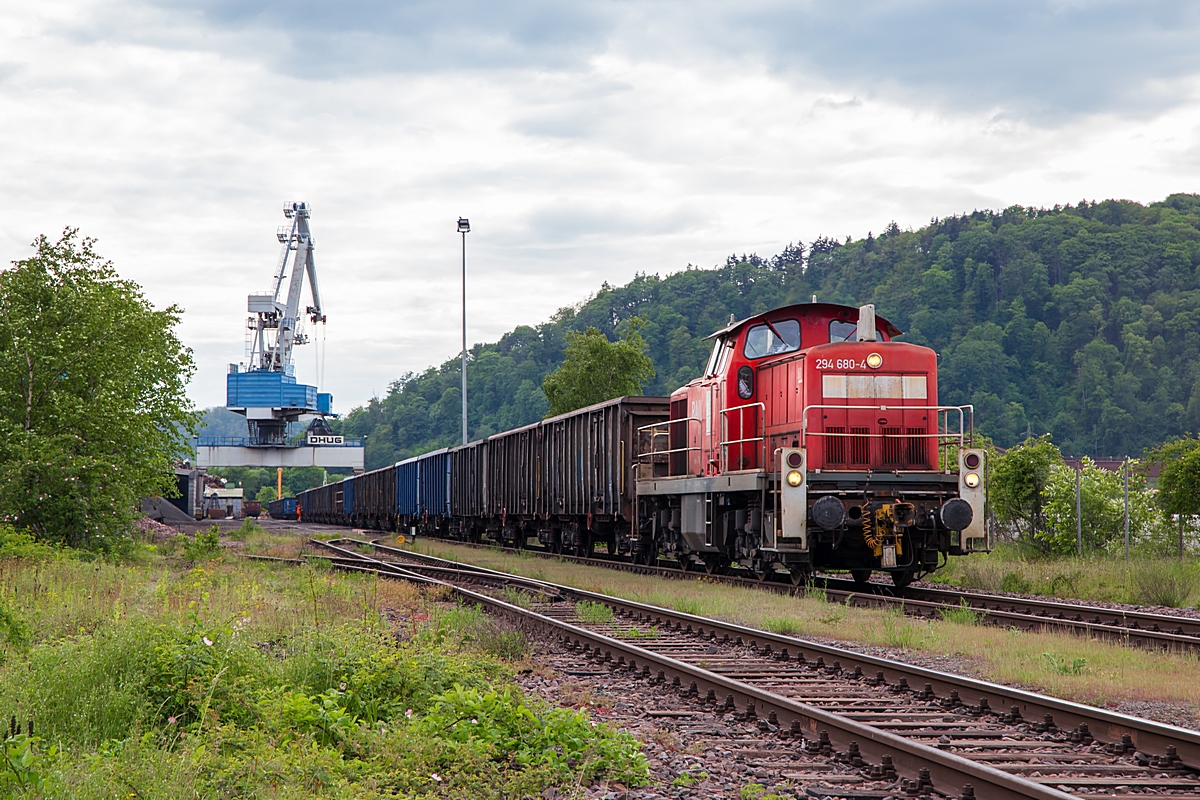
[{"x1": 195, "y1": 202, "x2": 364, "y2": 472}]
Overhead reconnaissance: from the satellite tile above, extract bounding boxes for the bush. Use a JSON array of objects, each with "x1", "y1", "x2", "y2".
[
  {"x1": 0, "y1": 527, "x2": 58, "y2": 561},
  {"x1": 227, "y1": 518, "x2": 261, "y2": 542},
  {"x1": 1130, "y1": 561, "x2": 1198, "y2": 608},
  {"x1": 182, "y1": 526, "x2": 221, "y2": 561},
  {"x1": 414, "y1": 685, "x2": 649, "y2": 786}
]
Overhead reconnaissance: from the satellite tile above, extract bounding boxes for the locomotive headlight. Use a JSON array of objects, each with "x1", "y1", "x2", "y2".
[
  {"x1": 866, "y1": 353, "x2": 883, "y2": 369},
  {"x1": 786, "y1": 470, "x2": 803, "y2": 487},
  {"x1": 964, "y1": 472, "x2": 981, "y2": 488}
]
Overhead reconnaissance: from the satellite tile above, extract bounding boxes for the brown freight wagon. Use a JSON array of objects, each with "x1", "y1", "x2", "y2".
[{"x1": 449, "y1": 395, "x2": 668, "y2": 556}]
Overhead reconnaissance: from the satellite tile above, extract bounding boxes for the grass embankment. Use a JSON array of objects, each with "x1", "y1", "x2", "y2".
[
  {"x1": 0, "y1": 526, "x2": 647, "y2": 798},
  {"x1": 411, "y1": 540, "x2": 1200, "y2": 713},
  {"x1": 932, "y1": 544, "x2": 1200, "y2": 608}
]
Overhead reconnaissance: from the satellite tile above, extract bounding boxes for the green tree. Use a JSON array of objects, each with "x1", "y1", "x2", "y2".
[
  {"x1": 541, "y1": 320, "x2": 656, "y2": 417},
  {"x1": 1040, "y1": 458, "x2": 1129, "y2": 555},
  {"x1": 1146, "y1": 437, "x2": 1200, "y2": 557},
  {"x1": 1148, "y1": 438, "x2": 1200, "y2": 517},
  {"x1": 990, "y1": 435, "x2": 1063, "y2": 548},
  {"x1": 255, "y1": 486, "x2": 278, "y2": 503},
  {"x1": 0, "y1": 231, "x2": 197, "y2": 548}
]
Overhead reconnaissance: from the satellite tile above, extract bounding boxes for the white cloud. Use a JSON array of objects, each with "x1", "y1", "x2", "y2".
[{"x1": 2, "y1": 1, "x2": 1200, "y2": 414}]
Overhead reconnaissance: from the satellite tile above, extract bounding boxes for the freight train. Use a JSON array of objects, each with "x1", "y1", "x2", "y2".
[{"x1": 291, "y1": 303, "x2": 987, "y2": 586}]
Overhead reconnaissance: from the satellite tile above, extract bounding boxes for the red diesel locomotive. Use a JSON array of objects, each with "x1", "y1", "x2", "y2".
[
  {"x1": 633, "y1": 302, "x2": 986, "y2": 586},
  {"x1": 297, "y1": 301, "x2": 986, "y2": 586}
]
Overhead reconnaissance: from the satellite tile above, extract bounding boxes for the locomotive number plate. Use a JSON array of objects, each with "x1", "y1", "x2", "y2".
[{"x1": 814, "y1": 358, "x2": 868, "y2": 370}]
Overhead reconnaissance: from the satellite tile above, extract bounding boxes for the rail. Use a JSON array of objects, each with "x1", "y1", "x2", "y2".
[
  {"x1": 799, "y1": 404, "x2": 973, "y2": 467},
  {"x1": 719, "y1": 402, "x2": 765, "y2": 473},
  {"x1": 302, "y1": 540, "x2": 1200, "y2": 796}
]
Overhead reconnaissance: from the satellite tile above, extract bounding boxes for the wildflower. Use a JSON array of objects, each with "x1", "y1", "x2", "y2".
[
  {"x1": 470, "y1": 718, "x2": 478, "y2": 724},
  {"x1": 203, "y1": 637, "x2": 213, "y2": 646},
  {"x1": 168, "y1": 717, "x2": 176, "y2": 724},
  {"x1": 405, "y1": 708, "x2": 413, "y2": 719},
  {"x1": 431, "y1": 774, "x2": 442, "y2": 783},
  {"x1": 339, "y1": 682, "x2": 346, "y2": 691}
]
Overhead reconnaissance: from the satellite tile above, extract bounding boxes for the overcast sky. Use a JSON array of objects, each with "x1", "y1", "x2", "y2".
[{"x1": 3, "y1": 1, "x2": 1200, "y2": 411}]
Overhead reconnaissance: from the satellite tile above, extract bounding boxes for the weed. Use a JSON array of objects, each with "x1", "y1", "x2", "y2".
[
  {"x1": 762, "y1": 616, "x2": 800, "y2": 635},
  {"x1": 671, "y1": 597, "x2": 703, "y2": 616},
  {"x1": 939, "y1": 599, "x2": 984, "y2": 626},
  {"x1": 740, "y1": 782, "x2": 789, "y2": 800},
  {"x1": 182, "y1": 526, "x2": 221, "y2": 561},
  {"x1": 438, "y1": 603, "x2": 530, "y2": 660},
  {"x1": 622, "y1": 625, "x2": 659, "y2": 638},
  {"x1": 880, "y1": 608, "x2": 931, "y2": 651},
  {"x1": 575, "y1": 601, "x2": 614, "y2": 624},
  {"x1": 816, "y1": 610, "x2": 846, "y2": 625},
  {"x1": 999, "y1": 571, "x2": 1032, "y2": 593},
  {"x1": 1131, "y1": 562, "x2": 1196, "y2": 607},
  {"x1": 501, "y1": 586, "x2": 532, "y2": 609},
  {"x1": 227, "y1": 518, "x2": 261, "y2": 542},
  {"x1": 803, "y1": 581, "x2": 828, "y2": 603},
  {"x1": 672, "y1": 769, "x2": 707, "y2": 787},
  {"x1": 0, "y1": 729, "x2": 48, "y2": 794},
  {"x1": 1042, "y1": 652, "x2": 1088, "y2": 675}
]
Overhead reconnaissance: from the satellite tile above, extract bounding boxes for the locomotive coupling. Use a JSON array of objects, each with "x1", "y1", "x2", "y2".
[{"x1": 860, "y1": 501, "x2": 915, "y2": 564}]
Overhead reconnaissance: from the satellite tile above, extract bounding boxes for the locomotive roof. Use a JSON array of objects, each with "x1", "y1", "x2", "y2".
[{"x1": 703, "y1": 302, "x2": 902, "y2": 340}]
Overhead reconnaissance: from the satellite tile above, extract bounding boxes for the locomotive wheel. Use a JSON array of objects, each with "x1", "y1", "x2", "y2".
[
  {"x1": 890, "y1": 569, "x2": 915, "y2": 588},
  {"x1": 850, "y1": 569, "x2": 872, "y2": 586}
]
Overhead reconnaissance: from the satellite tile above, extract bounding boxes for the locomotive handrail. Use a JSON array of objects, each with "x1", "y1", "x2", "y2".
[
  {"x1": 635, "y1": 417, "x2": 701, "y2": 459},
  {"x1": 719, "y1": 402, "x2": 766, "y2": 473},
  {"x1": 799, "y1": 404, "x2": 975, "y2": 467}
]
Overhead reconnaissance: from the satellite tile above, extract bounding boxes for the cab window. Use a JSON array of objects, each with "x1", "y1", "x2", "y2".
[
  {"x1": 829, "y1": 320, "x2": 883, "y2": 343},
  {"x1": 743, "y1": 319, "x2": 800, "y2": 359}
]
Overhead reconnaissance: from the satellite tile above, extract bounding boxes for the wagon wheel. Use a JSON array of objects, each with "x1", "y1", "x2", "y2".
[
  {"x1": 703, "y1": 556, "x2": 725, "y2": 575},
  {"x1": 573, "y1": 532, "x2": 591, "y2": 558},
  {"x1": 850, "y1": 569, "x2": 873, "y2": 586},
  {"x1": 788, "y1": 568, "x2": 809, "y2": 586},
  {"x1": 890, "y1": 569, "x2": 915, "y2": 589}
]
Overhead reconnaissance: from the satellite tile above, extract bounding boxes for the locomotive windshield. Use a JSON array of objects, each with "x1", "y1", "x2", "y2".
[
  {"x1": 829, "y1": 320, "x2": 884, "y2": 343},
  {"x1": 743, "y1": 319, "x2": 800, "y2": 359}
]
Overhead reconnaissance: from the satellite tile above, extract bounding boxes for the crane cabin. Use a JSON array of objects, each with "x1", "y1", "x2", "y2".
[{"x1": 635, "y1": 302, "x2": 986, "y2": 586}]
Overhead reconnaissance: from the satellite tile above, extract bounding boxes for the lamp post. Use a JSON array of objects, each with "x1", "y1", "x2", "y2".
[{"x1": 457, "y1": 217, "x2": 470, "y2": 445}]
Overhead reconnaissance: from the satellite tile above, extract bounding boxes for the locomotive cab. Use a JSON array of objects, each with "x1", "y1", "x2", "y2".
[{"x1": 636, "y1": 302, "x2": 985, "y2": 586}]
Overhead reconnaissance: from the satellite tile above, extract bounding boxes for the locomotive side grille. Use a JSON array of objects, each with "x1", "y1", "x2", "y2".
[
  {"x1": 825, "y1": 426, "x2": 846, "y2": 464},
  {"x1": 669, "y1": 398, "x2": 687, "y2": 475},
  {"x1": 881, "y1": 427, "x2": 904, "y2": 465},
  {"x1": 906, "y1": 427, "x2": 928, "y2": 467},
  {"x1": 850, "y1": 427, "x2": 870, "y2": 465}
]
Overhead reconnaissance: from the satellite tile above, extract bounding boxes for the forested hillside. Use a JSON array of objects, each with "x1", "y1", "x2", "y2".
[{"x1": 339, "y1": 194, "x2": 1200, "y2": 470}]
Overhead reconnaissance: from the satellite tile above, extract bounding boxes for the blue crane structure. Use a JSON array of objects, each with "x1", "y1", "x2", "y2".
[{"x1": 197, "y1": 202, "x2": 364, "y2": 472}]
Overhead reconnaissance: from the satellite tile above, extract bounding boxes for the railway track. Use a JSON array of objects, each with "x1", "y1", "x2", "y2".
[
  {"x1": 407, "y1": 536, "x2": 1200, "y2": 652},
  {"x1": 284, "y1": 538, "x2": 1200, "y2": 800}
]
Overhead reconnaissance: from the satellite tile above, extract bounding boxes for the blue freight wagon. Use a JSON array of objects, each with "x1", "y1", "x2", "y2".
[{"x1": 267, "y1": 497, "x2": 298, "y2": 520}]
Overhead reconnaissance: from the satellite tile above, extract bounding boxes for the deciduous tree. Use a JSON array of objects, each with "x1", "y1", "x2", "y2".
[
  {"x1": 541, "y1": 320, "x2": 655, "y2": 417},
  {"x1": 0, "y1": 231, "x2": 197, "y2": 548},
  {"x1": 990, "y1": 435, "x2": 1062, "y2": 548}
]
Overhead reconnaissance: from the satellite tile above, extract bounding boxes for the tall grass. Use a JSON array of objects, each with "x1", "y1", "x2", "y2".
[{"x1": 934, "y1": 544, "x2": 1200, "y2": 607}]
